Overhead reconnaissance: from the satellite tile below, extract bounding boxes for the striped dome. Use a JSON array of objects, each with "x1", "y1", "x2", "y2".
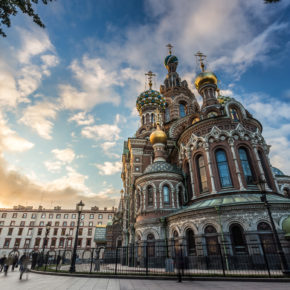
[
  {"x1": 164, "y1": 55, "x2": 178, "y2": 70},
  {"x1": 136, "y1": 89, "x2": 166, "y2": 114}
]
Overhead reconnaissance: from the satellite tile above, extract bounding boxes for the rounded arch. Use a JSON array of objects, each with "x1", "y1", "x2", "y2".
[
  {"x1": 181, "y1": 222, "x2": 198, "y2": 236},
  {"x1": 169, "y1": 225, "x2": 181, "y2": 238},
  {"x1": 158, "y1": 180, "x2": 174, "y2": 195},
  {"x1": 200, "y1": 221, "x2": 220, "y2": 235},
  {"x1": 225, "y1": 100, "x2": 247, "y2": 120},
  {"x1": 225, "y1": 218, "x2": 249, "y2": 232},
  {"x1": 142, "y1": 228, "x2": 160, "y2": 241},
  {"x1": 176, "y1": 182, "x2": 186, "y2": 205}
]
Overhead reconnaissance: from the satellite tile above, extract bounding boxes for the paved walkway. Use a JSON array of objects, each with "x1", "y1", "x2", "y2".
[{"x1": 0, "y1": 270, "x2": 290, "y2": 289}]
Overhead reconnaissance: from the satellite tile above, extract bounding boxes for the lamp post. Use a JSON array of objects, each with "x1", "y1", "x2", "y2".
[
  {"x1": 41, "y1": 223, "x2": 50, "y2": 266},
  {"x1": 62, "y1": 234, "x2": 70, "y2": 262},
  {"x1": 256, "y1": 177, "x2": 290, "y2": 275},
  {"x1": 69, "y1": 200, "x2": 84, "y2": 273}
]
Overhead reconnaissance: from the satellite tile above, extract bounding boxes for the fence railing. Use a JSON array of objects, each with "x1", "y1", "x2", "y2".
[{"x1": 2, "y1": 242, "x2": 290, "y2": 278}]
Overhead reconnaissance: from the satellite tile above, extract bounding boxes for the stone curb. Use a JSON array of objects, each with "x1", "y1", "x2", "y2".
[{"x1": 30, "y1": 270, "x2": 290, "y2": 282}]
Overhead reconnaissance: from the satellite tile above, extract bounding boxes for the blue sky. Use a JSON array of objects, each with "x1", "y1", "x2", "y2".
[{"x1": 0, "y1": 0, "x2": 290, "y2": 209}]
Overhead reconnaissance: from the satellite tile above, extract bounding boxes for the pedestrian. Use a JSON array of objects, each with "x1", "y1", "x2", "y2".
[
  {"x1": 56, "y1": 254, "x2": 62, "y2": 270},
  {"x1": 0, "y1": 255, "x2": 6, "y2": 272},
  {"x1": 12, "y1": 255, "x2": 19, "y2": 271},
  {"x1": 31, "y1": 252, "x2": 38, "y2": 270},
  {"x1": 4, "y1": 255, "x2": 12, "y2": 276}
]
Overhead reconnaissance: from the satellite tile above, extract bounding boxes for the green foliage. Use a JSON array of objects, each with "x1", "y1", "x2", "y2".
[{"x1": 0, "y1": 0, "x2": 54, "y2": 37}]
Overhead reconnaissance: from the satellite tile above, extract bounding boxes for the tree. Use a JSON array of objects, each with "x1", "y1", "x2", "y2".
[{"x1": 0, "y1": 0, "x2": 54, "y2": 37}]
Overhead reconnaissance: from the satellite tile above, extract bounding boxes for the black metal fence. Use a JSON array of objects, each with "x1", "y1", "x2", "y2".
[{"x1": 3, "y1": 242, "x2": 290, "y2": 278}]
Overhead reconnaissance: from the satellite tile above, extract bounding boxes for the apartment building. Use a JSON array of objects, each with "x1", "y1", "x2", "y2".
[{"x1": 0, "y1": 205, "x2": 116, "y2": 256}]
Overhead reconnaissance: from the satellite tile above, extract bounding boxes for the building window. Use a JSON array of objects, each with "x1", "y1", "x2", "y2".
[
  {"x1": 18, "y1": 228, "x2": 23, "y2": 235},
  {"x1": 55, "y1": 222, "x2": 59, "y2": 226},
  {"x1": 135, "y1": 157, "x2": 140, "y2": 162},
  {"x1": 29, "y1": 221, "x2": 34, "y2": 226},
  {"x1": 1, "y1": 213, "x2": 7, "y2": 218},
  {"x1": 151, "y1": 113, "x2": 155, "y2": 124},
  {"x1": 69, "y1": 228, "x2": 73, "y2": 235},
  {"x1": 22, "y1": 213, "x2": 27, "y2": 218},
  {"x1": 88, "y1": 228, "x2": 92, "y2": 236},
  {"x1": 90, "y1": 214, "x2": 94, "y2": 219},
  {"x1": 258, "y1": 150, "x2": 272, "y2": 189},
  {"x1": 86, "y1": 238, "x2": 91, "y2": 247},
  {"x1": 4, "y1": 238, "x2": 11, "y2": 248},
  {"x1": 179, "y1": 103, "x2": 186, "y2": 118},
  {"x1": 165, "y1": 107, "x2": 170, "y2": 122},
  {"x1": 41, "y1": 213, "x2": 46, "y2": 218},
  {"x1": 98, "y1": 222, "x2": 102, "y2": 225},
  {"x1": 238, "y1": 147, "x2": 254, "y2": 185},
  {"x1": 258, "y1": 222, "x2": 275, "y2": 254},
  {"x1": 35, "y1": 238, "x2": 41, "y2": 247},
  {"x1": 56, "y1": 214, "x2": 61, "y2": 219},
  {"x1": 31, "y1": 214, "x2": 36, "y2": 219},
  {"x1": 20, "y1": 221, "x2": 25, "y2": 226},
  {"x1": 12, "y1": 213, "x2": 17, "y2": 218},
  {"x1": 78, "y1": 228, "x2": 83, "y2": 236},
  {"x1": 24, "y1": 239, "x2": 30, "y2": 248},
  {"x1": 204, "y1": 225, "x2": 218, "y2": 255},
  {"x1": 37, "y1": 228, "x2": 43, "y2": 236},
  {"x1": 147, "y1": 185, "x2": 154, "y2": 206},
  {"x1": 8, "y1": 228, "x2": 14, "y2": 235},
  {"x1": 59, "y1": 238, "x2": 64, "y2": 248},
  {"x1": 64, "y1": 214, "x2": 68, "y2": 219},
  {"x1": 186, "y1": 228, "x2": 196, "y2": 255},
  {"x1": 63, "y1": 222, "x2": 67, "y2": 227},
  {"x1": 230, "y1": 107, "x2": 240, "y2": 121},
  {"x1": 0, "y1": 221, "x2": 4, "y2": 225},
  {"x1": 163, "y1": 185, "x2": 170, "y2": 205},
  {"x1": 70, "y1": 221, "x2": 75, "y2": 227},
  {"x1": 54, "y1": 228, "x2": 58, "y2": 236},
  {"x1": 230, "y1": 224, "x2": 247, "y2": 254},
  {"x1": 135, "y1": 166, "x2": 140, "y2": 172},
  {"x1": 61, "y1": 228, "x2": 66, "y2": 236},
  {"x1": 49, "y1": 214, "x2": 53, "y2": 219},
  {"x1": 147, "y1": 233, "x2": 155, "y2": 257},
  {"x1": 216, "y1": 149, "x2": 233, "y2": 188},
  {"x1": 89, "y1": 222, "x2": 93, "y2": 227},
  {"x1": 72, "y1": 214, "x2": 76, "y2": 219},
  {"x1": 80, "y1": 221, "x2": 84, "y2": 226},
  {"x1": 39, "y1": 221, "x2": 44, "y2": 226},
  {"x1": 10, "y1": 221, "x2": 15, "y2": 226},
  {"x1": 81, "y1": 214, "x2": 85, "y2": 220},
  {"x1": 51, "y1": 238, "x2": 56, "y2": 247},
  {"x1": 27, "y1": 228, "x2": 33, "y2": 236},
  {"x1": 98, "y1": 214, "x2": 103, "y2": 219},
  {"x1": 77, "y1": 238, "x2": 82, "y2": 247},
  {"x1": 197, "y1": 155, "x2": 208, "y2": 193},
  {"x1": 68, "y1": 239, "x2": 72, "y2": 247},
  {"x1": 108, "y1": 214, "x2": 112, "y2": 219},
  {"x1": 14, "y1": 238, "x2": 21, "y2": 248}
]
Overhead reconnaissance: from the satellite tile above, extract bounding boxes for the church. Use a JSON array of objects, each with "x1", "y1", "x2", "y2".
[{"x1": 112, "y1": 46, "x2": 290, "y2": 269}]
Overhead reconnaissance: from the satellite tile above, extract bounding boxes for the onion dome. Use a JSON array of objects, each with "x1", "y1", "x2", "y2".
[
  {"x1": 150, "y1": 124, "x2": 167, "y2": 145},
  {"x1": 136, "y1": 89, "x2": 166, "y2": 115},
  {"x1": 164, "y1": 55, "x2": 178, "y2": 71},
  {"x1": 194, "y1": 71, "x2": 218, "y2": 91},
  {"x1": 272, "y1": 167, "x2": 285, "y2": 176}
]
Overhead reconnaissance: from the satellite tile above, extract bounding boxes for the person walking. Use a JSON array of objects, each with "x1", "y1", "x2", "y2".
[
  {"x1": 12, "y1": 255, "x2": 19, "y2": 271},
  {"x1": 4, "y1": 255, "x2": 12, "y2": 276},
  {"x1": 0, "y1": 255, "x2": 6, "y2": 272},
  {"x1": 19, "y1": 254, "x2": 29, "y2": 280}
]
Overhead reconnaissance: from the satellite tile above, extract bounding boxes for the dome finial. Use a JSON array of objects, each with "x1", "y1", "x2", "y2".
[
  {"x1": 166, "y1": 43, "x2": 173, "y2": 55},
  {"x1": 145, "y1": 70, "x2": 155, "y2": 90},
  {"x1": 195, "y1": 51, "x2": 206, "y2": 72}
]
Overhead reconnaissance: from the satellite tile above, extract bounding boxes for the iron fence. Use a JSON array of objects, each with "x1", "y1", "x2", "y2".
[{"x1": 2, "y1": 242, "x2": 290, "y2": 278}]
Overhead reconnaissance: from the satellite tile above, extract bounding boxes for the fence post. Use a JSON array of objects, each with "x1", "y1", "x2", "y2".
[
  {"x1": 260, "y1": 242, "x2": 271, "y2": 277},
  {"x1": 115, "y1": 246, "x2": 119, "y2": 275},
  {"x1": 177, "y1": 245, "x2": 182, "y2": 283},
  {"x1": 90, "y1": 248, "x2": 94, "y2": 274},
  {"x1": 218, "y1": 242, "x2": 226, "y2": 276},
  {"x1": 44, "y1": 252, "x2": 48, "y2": 271},
  {"x1": 145, "y1": 243, "x2": 149, "y2": 276}
]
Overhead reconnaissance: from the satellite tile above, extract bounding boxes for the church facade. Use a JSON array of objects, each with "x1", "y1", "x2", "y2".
[{"x1": 115, "y1": 47, "x2": 290, "y2": 265}]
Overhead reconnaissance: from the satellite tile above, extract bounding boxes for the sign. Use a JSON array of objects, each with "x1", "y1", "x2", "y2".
[{"x1": 94, "y1": 226, "x2": 106, "y2": 242}]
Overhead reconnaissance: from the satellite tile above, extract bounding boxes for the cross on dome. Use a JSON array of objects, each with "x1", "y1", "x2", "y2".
[
  {"x1": 166, "y1": 43, "x2": 173, "y2": 55},
  {"x1": 195, "y1": 51, "x2": 207, "y2": 72},
  {"x1": 145, "y1": 71, "x2": 156, "y2": 90}
]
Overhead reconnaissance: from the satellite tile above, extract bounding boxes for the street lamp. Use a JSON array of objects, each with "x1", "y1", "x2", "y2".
[
  {"x1": 69, "y1": 200, "x2": 85, "y2": 273},
  {"x1": 256, "y1": 176, "x2": 290, "y2": 275},
  {"x1": 41, "y1": 223, "x2": 50, "y2": 267}
]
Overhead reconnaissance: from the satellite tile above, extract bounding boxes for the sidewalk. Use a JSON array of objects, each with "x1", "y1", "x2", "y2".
[{"x1": 0, "y1": 270, "x2": 290, "y2": 290}]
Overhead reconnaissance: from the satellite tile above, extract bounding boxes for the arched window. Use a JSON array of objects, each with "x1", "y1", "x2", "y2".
[
  {"x1": 145, "y1": 114, "x2": 149, "y2": 124},
  {"x1": 177, "y1": 186, "x2": 183, "y2": 207},
  {"x1": 186, "y1": 229, "x2": 196, "y2": 255},
  {"x1": 283, "y1": 188, "x2": 290, "y2": 198},
  {"x1": 204, "y1": 225, "x2": 218, "y2": 255},
  {"x1": 142, "y1": 115, "x2": 145, "y2": 125},
  {"x1": 173, "y1": 230, "x2": 179, "y2": 253},
  {"x1": 258, "y1": 222, "x2": 275, "y2": 254},
  {"x1": 147, "y1": 233, "x2": 155, "y2": 257},
  {"x1": 163, "y1": 185, "x2": 170, "y2": 205},
  {"x1": 230, "y1": 224, "x2": 247, "y2": 254},
  {"x1": 151, "y1": 113, "x2": 155, "y2": 124},
  {"x1": 179, "y1": 103, "x2": 186, "y2": 118},
  {"x1": 258, "y1": 150, "x2": 272, "y2": 189},
  {"x1": 185, "y1": 163, "x2": 193, "y2": 200},
  {"x1": 238, "y1": 148, "x2": 254, "y2": 185},
  {"x1": 216, "y1": 149, "x2": 232, "y2": 188},
  {"x1": 165, "y1": 107, "x2": 170, "y2": 122},
  {"x1": 137, "y1": 191, "x2": 141, "y2": 211},
  {"x1": 147, "y1": 186, "x2": 153, "y2": 206},
  {"x1": 230, "y1": 107, "x2": 240, "y2": 121},
  {"x1": 197, "y1": 155, "x2": 208, "y2": 193}
]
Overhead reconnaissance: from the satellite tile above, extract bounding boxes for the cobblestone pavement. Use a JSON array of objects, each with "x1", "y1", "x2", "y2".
[{"x1": 0, "y1": 270, "x2": 290, "y2": 290}]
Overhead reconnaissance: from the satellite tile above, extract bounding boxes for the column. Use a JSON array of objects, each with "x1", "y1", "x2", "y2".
[
  {"x1": 185, "y1": 148, "x2": 196, "y2": 199},
  {"x1": 160, "y1": 187, "x2": 163, "y2": 209},
  {"x1": 228, "y1": 138, "x2": 245, "y2": 191},
  {"x1": 143, "y1": 190, "x2": 146, "y2": 211},
  {"x1": 204, "y1": 143, "x2": 217, "y2": 194},
  {"x1": 154, "y1": 187, "x2": 157, "y2": 209},
  {"x1": 171, "y1": 187, "x2": 175, "y2": 208}
]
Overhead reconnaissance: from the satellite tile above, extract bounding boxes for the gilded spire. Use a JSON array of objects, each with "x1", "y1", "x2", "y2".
[
  {"x1": 166, "y1": 43, "x2": 173, "y2": 55},
  {"x1": 195, "y1": 51, "x2": 206, "y2": 72},
  {"x1": 145, "y1": 70, "x2": 155, "y2": 90}
]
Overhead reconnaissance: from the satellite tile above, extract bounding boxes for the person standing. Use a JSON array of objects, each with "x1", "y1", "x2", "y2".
[{"x1": 12, "y1": 255, "x2": 19, "y2": 271}]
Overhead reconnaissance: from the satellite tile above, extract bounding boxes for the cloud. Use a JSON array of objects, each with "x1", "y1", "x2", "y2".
[
  {"x1": 95, "y1": 161, "x2": 122, "y2": 176},
  {"x1": 43, "y1": 160, "x2": 63, "y2": 173},
  {"x1": 68, "y1": 112, "x2": 95, "y2": 126},
  {"x1": 0, "y1": 113, "x2": 34, "y2": 152},
  {"x1": 59, "y1": 56, "x2": 122, "y2": 110},
  {"x1": 82, "y1": 123, "x2": 120, "y2": 142},
  {"x1": 52, "y1": 148, "x2": 76, "y2": 163},
  {"x1": 100, "y1": 141, "x2": 120, "y2": 159},
  {"x1": 19, "y1": 102, "x2": 58, "y2": 140}
]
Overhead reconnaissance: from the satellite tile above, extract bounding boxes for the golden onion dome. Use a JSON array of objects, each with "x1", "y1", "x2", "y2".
[
  {"x1": 150, "y1": 125, "x2": 167, "y2": 145},
  {"x1": 194, "y1": 71, "x2": 218, "y2": 91}
]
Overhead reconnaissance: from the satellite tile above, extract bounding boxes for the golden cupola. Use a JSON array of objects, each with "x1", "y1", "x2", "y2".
[{"x1": 150, "y1": 123, "x2": 167, "y2": 145}]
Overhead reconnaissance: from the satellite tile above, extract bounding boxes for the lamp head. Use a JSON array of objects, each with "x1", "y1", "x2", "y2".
[{"x1": 76, "y1": 200, "x2": 85, "y2": 212}]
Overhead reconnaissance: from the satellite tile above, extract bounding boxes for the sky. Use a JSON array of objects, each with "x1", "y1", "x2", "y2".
[{"x1": 0, "y1": 0, "x2": 290, "y2": 209}]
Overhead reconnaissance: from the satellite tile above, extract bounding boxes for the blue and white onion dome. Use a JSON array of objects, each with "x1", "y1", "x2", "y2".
[
  {"x1": 136, "y1": 89, "x2": 166, "y2": 115},
  {"x1": 164, "y1": 54, "x2": 178, "y2": 71}
]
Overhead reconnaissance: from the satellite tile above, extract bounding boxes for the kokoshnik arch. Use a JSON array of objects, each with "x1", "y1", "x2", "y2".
[{"x1": 113, "y1": 45, "x2": 290, "y2": 266}]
